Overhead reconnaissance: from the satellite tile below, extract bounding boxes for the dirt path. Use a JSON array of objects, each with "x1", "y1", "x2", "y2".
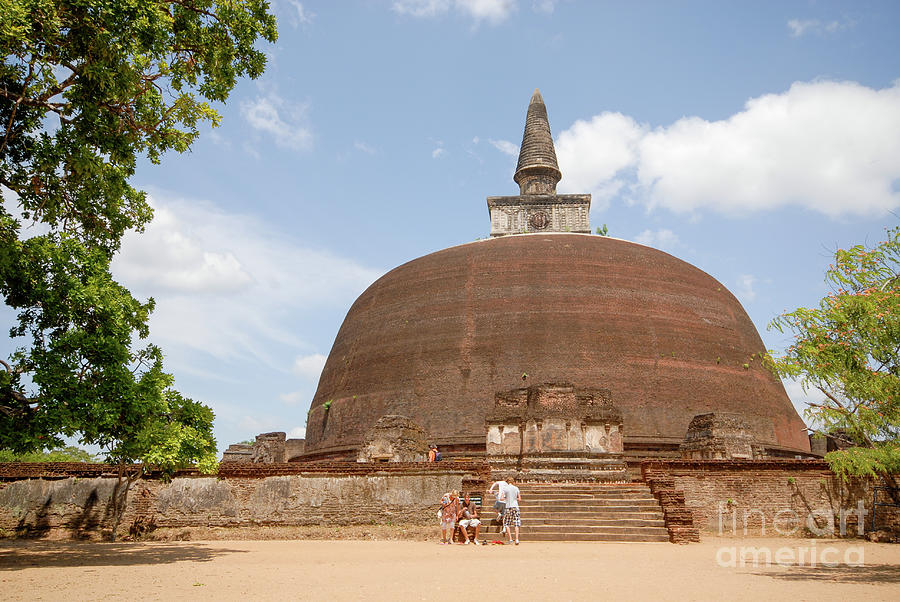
[{"x1": 1, "y1": 537, "x2": 898, "y2": 601}]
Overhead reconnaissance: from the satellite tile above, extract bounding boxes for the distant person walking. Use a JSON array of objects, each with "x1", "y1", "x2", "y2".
[{"x1": 502, "y1": 476, "x2": 521, "y2": 545}]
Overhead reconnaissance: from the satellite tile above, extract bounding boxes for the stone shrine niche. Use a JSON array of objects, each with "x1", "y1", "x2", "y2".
[
  {"x1": 357, "y1": 414, "x2": 430, "y2": 463},
  {"x1": 486, "y1": 383, "x2": 623, "y2": 455},
  {"x1": 485, "y1": 383, "x2": 626, "y2": 481},
  {"x1": 679, "y1": 412, "x2": 763, "y2": 460}
]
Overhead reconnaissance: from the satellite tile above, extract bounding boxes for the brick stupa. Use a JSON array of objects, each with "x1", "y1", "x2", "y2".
[{"x1": 302, "y1": 91, "x2": 811, "y2": 462}]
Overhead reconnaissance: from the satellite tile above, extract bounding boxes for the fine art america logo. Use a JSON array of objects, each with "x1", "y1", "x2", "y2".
[{"x1": 714, "y1": 502, "x2": 866, "y2": 568}]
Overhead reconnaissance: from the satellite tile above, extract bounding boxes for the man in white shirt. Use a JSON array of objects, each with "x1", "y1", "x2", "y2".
[
  {"x1": 502, "y1": 476, "x2": 521, "y2": 545},
  {"x1": 488, "y1": 479, "x2": 507, "y2": 523}
]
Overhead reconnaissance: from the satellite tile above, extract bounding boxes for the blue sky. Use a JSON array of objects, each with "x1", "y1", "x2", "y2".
[{"x1": 10, "y1": 1, "x2": 900, "y2": 452}]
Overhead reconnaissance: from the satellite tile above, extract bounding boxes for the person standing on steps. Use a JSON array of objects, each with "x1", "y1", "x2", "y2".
[
  {"x1": 502, "y1": 476, "x2": 521, "y2": 545},
  {"x1": 489, "y1": 478, "x2": 508, "y2": 524}
]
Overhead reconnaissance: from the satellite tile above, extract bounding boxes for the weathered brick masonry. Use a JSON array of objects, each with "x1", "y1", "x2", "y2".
[
  {"x1": 642, "y1": 459, "x2": 899, "y2": 536},
  {"x1": 0, "y1": 462, "x2": 490, "y2": 538}
]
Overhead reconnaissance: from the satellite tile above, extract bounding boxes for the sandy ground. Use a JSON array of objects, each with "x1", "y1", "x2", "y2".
[{"x1": 1, "y1": 537, "x2": 898, "y2": 601}]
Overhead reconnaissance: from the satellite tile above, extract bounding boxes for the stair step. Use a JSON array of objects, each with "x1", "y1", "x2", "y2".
[
  {"x1": 515, "y1": 533, "x2": 669, "y2": 542},
  {"x1": 518, "y1": 502, "x2": 660, "y2": 511},
  {"x1": 471, "y1": 481, "x2": 671, "y2": 543},
  {"x1": 525, "y1": 517, "x2": 666, "y2": 527}
]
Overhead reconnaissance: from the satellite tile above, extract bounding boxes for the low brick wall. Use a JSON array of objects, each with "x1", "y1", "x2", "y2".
[
  {"x1": 0, "y1": 462, "x2": 490, "y2": 538},
  {"x1": 642, "y1": 460, "x2": 899, "y2": 536}
]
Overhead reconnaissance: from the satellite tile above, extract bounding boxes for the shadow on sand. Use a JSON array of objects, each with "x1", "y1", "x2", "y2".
[
  {"x1": 0, "y1": 541, "x2": 247, "y2": 570},
  {"x1": 755, "y1": 564, "x2": 900, "y2": 584}
]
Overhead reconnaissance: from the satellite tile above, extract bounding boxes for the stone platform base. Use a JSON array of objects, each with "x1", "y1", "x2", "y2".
[{"x1": 487, "y1": 452, "x2": 628, "y2": 482}]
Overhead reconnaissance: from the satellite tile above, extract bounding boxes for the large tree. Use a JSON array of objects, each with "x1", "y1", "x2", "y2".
[
  {"x1": 768, "y1": 227, "x2": 900, "y2": 495},
  {"x1": 0, "y1": 0, "x2": 277, "y2": 532}
]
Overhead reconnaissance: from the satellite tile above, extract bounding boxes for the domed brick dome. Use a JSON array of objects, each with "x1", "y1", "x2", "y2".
[{"x1": 304, "y1": 233, "x2": 810, "y2": 458}]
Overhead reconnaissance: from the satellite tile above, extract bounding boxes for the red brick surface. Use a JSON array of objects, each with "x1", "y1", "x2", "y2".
[
  {"x1": 306, "y1": 234, "x2": 810, "y2": 457},
  {"x1": 642, "y1": 460, "x2": 899, "y2": 535}
]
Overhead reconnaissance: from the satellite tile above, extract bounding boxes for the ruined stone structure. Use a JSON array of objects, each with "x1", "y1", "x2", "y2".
[
  {"x1": 285, "y1": 438, "x2": 306, "y2": 462},
  {"x1": 250, "y1": 432, "x2": 286, "y2": 463},
  {"x1": 222, "y1": 443, "x2": 253, "y2": 462},
  {"x1": 356, "y1": 415, "x2": 429, "y2": 462},
  {"x1": 486, "y1": 383, "x2": 627, "y2": 481},
  {"x1": 679, "y1": 412, "x2": 762, "y2": 460},
  {"x1": 488, "y1": 90, "x2": 590, "y2": 236},
  {"x1": 222, "y1": 433, "x2": 306, "y2": 463},
  {"x1": 303, "y1": 90, "x2": 811, "y2": 463}
]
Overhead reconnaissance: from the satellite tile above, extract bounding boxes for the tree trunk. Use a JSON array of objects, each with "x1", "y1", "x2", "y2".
[{"x1": 108, "y1": 464, "x2": 142, "y2": 541}]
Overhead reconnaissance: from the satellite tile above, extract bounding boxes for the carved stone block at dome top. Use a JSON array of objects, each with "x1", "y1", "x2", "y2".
[
  {"x1": 357, "y1": 414, "x2": 430, "y2": 463},
  {"x1": 487, "y1": 194, "x2": 591, "y2": 236},
  {"x1": 486, "y1": 383, "x2": 627, "y2": 482}
]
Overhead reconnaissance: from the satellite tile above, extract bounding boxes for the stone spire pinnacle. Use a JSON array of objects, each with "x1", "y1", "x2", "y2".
[{"x1": 513, "y1": 89, "x2": 562, "y2": 195}]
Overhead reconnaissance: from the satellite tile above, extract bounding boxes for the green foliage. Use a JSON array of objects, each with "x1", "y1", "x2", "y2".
[
  {"x1": 824, "y1": 446, "x2": 900, "y2": 480},
  {"x1": 595, "y1": 224, "x2": 609, "y2": 236},
  {"x1": 0, "y1": 0, "x2": 277, "y2": 475},
  {"x1": 0, "y1": 444, "x2": 99, "y2": 462},
  {"x1": 322, "y1": 400, "x2": 332, "y2": 411},
  {"x1": 767, "y1": 227, "x2": 900, "y2": 481}
]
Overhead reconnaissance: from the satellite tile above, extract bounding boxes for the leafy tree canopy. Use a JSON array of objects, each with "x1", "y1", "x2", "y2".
[
  {"x1": 0, "y1": 0, "x2": 277, "y2": 477},
  {"x1": 768, "y1": 227, "x2": 900, "y2": 484},
  {"x1": 0, "y1": 443, "x2": 99, "y2": 462}
]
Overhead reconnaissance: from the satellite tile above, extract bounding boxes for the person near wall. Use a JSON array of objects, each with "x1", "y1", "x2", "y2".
[
  {"x1": 439, "y1": 490, "x2": 460, "y2": 544},
  {"x1": 428, "y1": 445, "x2": 436, "y2": 462},
  {"x1": 502, "y1": 476, "x2": 521, "y2": 545},
  {"x1": 457, "y1": 492, "x2": 482, "y2": 545}
]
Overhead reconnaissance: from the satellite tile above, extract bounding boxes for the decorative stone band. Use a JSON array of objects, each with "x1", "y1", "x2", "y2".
[{"x1": 487, "y1": 194, "x2": 591, "y2": 236}]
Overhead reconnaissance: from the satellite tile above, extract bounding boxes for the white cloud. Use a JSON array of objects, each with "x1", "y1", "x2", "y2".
[
  {"x1": 734, "y1": 274, "x2": 757, "y2": 302},
  {"x1": 557, "y1": 111, "x2": 643, "y2": 210},
  {"x1": 111, "y1": 205, "x2": 254, "y2": 295},
  {"x1": 112, "y1": 195, "x2": 382, "y2": 366},
  {"x1": 787, "y1": 18, "x2": 852, "y2": 38},
  {"x1": 286, "y1": 0, "x2": 314, "y2": 27},
  {"x1": 432, "y1": 146, "x2": 446, "y2": 159},
  {"x1": 279, "y1": 392, "x2": 307, "y2": 406},
  {"x1": 555, "y1": 80, "x2": 900, "y2": 218},
  {"x1": 488, "y1": 138, "x2": 518, "y2": 156},
  {"x1": 634, "y1": 228, "x2": 680, "y2": 252},
  {"x1": 392, "y1": 0, "x2": 516, "y2": 24},
  {"x1": 241, "y1": 93, "x2": 313, "y2": 151},
  {"x1": 292, "y1": 353, "x2": 327, "y2": 381},
  {"x1": 288, "y1": 426, "x2": 306, "y2": 439},
  {"x1": 354, "y1": 140, "x2": 377, "y2": 154},
  {"x1": 532, "y1": 0, "x2": 556, "y2": 14},
  {"x1": 787, "y1": 19, "x2": 818, "y2": 37}
]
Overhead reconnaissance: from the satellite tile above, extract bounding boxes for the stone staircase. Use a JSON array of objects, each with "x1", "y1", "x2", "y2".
[{"x1": 473, "y1": 482, "x2": 670, "y2": 543}]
